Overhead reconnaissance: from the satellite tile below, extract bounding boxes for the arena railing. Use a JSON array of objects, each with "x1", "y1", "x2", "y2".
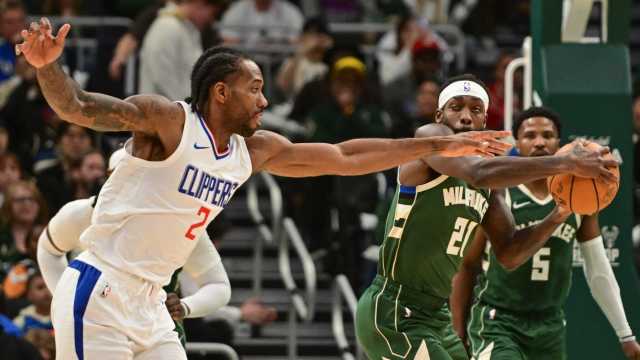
[
  {"x1": 504, "y1": 36, "x2": 532, "y2": 132},
  {"x1": 246, "y1": 172, "x2": 282, "y2": 296},
  {"x1": 246, "y1": 172, "x2": 317, "y2": 360},
  {"x1": 332, "y1": 274, "x2": 363, "y2": 360},
  {"x1": 186, "y1": 342, "x2": 240, "y2": 360}
]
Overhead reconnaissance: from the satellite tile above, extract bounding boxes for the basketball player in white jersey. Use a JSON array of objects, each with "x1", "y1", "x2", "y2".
[
  {"x1": 36, "y1": 149, "x2": 230, "y2": 347},
  {"x1": 16, "y1": 18, "x2": 539, "y2": 360}
]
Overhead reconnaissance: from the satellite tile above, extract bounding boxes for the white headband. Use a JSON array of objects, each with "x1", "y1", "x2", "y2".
[{"x1": 438, "y1": 80, "x2": 490, "y2": 112}]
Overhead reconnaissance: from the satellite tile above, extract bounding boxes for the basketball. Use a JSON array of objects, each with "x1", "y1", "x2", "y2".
[{"x1": 546, "y1": 142, "x2": 619, "y2": 215}]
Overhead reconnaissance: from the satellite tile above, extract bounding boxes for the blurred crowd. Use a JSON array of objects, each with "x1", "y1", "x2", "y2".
[{"x1": 0, "y1": 0, "x2": 635, "y2": 358}]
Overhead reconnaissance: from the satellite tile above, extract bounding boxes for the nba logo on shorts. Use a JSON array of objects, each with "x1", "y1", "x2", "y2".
[
  {"x1": 463, "y1": 82, "x2": 471, "y2": 92},
  {"x1": 100, "y1": 283, "x2": 112, "y2": 298}
]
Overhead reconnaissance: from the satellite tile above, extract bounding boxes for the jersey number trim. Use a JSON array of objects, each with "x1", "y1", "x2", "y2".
[{"x1": 185, "y1": 206, "x2": 211, "y2": 240}]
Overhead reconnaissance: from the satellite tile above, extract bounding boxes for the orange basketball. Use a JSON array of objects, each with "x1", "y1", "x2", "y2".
[{"x1": 546, "y1": 142, "x2": 619, "y2": 215}]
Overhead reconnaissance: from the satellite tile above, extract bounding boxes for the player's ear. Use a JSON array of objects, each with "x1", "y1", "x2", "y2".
[
  {"x1": 435, "y1": 108, "x2": 443, "y2": 123},
  {"x1": 212, "y1": 82, "x2": 229, "y2": 104}
]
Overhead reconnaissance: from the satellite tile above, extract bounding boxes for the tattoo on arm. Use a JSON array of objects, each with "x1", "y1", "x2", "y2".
[{"x1": 37, "y1": 62, "x2": 150, "y2": 132}]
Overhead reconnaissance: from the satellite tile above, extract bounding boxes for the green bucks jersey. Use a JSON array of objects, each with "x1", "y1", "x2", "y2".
[
  {"x1": 476, "y1": 185, "x2": 581, "y2": 313},
  {"x1": 378, "y1": 175, "x2": 490, "y2": 300}
]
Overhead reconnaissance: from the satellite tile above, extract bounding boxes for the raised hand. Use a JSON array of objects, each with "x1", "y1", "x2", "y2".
[
  {"x1": 564, "y1": 140, "x2": 618, "y2": 182},
  {"x1": 16, "y1": 17, "x2": 70, "y2": 69},
  {"x1": 436, "y1": 130, "x2": 513, "y2": 158}
]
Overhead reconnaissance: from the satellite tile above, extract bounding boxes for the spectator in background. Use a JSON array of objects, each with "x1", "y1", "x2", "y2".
[
  {"x1": 139, "y1": 0, "x2": 224, "y2": 100},
  {"x1": 35, "y1": 124, "x2": 93, "y2": 214},
  {"x1": 0, "y1": 126, "x2": 8, "y2": 155},
  {"x1": 307, "y1": 56, "x2": 389, "y2": 143},
  {"x1": 1, "y1": 56, "x2": 59, "y2": 171},
  {"x1": 220, "y1": 0, "x2": 304, "y2": 45},
  {"x1": 403, "y1": 0, "x2": 449, "y2": 24},
  {"x1": 383, "y1": 36, "x2": 442, "y2": 137},
  {"x1": 486, "y1": 52, "x2": 520, "y2": 130},
  {"x1": 12, "y1": 272, "x2": 53, "y2": 333},
  {"x1": 376, "y1": 14, "x2": 446, "y2": 86},
  {"x1": 276, "y1": 16, "x2": 333, "y2": 100},
  {"x1": 0, "y1": 181, "x2": 47, "y2": 279},
  {"x1": 0, "y1": 1, "x2": 26, "y2": 84},
  {"x1": 414, "y1": 78, "x2": 439, "y2": 123},
  {"x1": 3, "y1": 225, "x2": 41, "y2": 302},
  {"x1": 0, "y1": 153, "x2": 22, "y2": 206},
  {"x1": 73, "y1": 150, "x2": 106, "y2": 200},
  {"x1": 24, "y1": 328, "x2": 55, "y2": 360},
  {"x1": 0, "y1": 288, "x2": 43, "y2": 360}
]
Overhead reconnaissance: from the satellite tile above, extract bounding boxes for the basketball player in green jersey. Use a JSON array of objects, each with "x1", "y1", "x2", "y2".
[
  {"x1": 355, "y1": 74, "x2": 619, "y2": 360},
  {"x1": 450, "y1": 107, "x2": 640, "y2": 360}
]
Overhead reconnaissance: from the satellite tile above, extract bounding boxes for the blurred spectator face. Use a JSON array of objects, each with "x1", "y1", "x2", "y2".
[
  {"x1": 633, "y1": 97, "x2": 640, "y2": 134},
  {"x1": 416, "y1": 80, "x2": 440, "y2": 120},
  {"x1": 27, "y1": 274, "x2": 52, "y2": 314},
  {"x1": 7, "y1": 182, "x2": 40, "y2": 225},
  {"x1": 0, "y1": 153, "x2": 21, "y2": 191},
  {"x1": 0, "y1": 127, "x2": 8, "y2": 155},
  {"x1": 399, "y1": 18, "x2": 419, "y2": 49},
  {"x1": 412, "y1": 48, "x2": 441, "y2": 83},
  {"x1": 189, "y1": 0, "x2": 221, "y2": 30},
  {"x1": 436, "y1": 96, "x2": 487, "y2": 133},
  {"x1": 299, "y1": 19, "x2": 333, "y2": 61},
  {"x1": 331, "y1": 69, "x2": 363, "y2": 115},
  {"x1": 59, "y1": 125, "x2": 91, "y2": 162},
  {"x1": 1, "y1": 5, "x2": 25, "y2": 43},
  {"x1": 255, "y1": 0, "x2": 273, "y2": 12},
  {"x1": 80, "y1": 152, "x2": 106, "y2": 185}
]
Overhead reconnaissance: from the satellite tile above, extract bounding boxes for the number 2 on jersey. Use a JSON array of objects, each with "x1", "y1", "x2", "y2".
[
  {"x1": 446, "y1": 217, "x2": 478, "y2": 257},
  {"x1": 185, "y1": 206, "x2": 211, "y2": 240}
]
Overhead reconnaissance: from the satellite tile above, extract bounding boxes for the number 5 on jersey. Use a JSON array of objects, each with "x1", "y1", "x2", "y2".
[
  {"x1": 446, "y1": 217, "x2": 478, "y2": 257},
  {"x1": 185, "y1": 206, "x2": 211, "y2": 240}
]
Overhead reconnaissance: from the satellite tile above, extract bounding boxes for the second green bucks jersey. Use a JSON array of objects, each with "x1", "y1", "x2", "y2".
[
  {"x1": 378, "y1": 175, "x2": 490, "y2": 300},
  {"x1": 476, "y1": 185, "x2": 581, "y2": 313}
]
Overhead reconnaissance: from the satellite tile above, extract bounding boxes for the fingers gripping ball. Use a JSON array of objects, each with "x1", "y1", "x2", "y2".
[{"x1": 547, "y1": 142, "x2": 619, "y2": 215}]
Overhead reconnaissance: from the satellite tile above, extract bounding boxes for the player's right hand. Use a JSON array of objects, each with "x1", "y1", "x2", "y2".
[
  {"x1": 622, "y1": 340, "x2": 640, "y2": 360},
  {"x1": 15, "y1": 17, "x2": 70, "y2": 69},
  {"x1": 565, "y1": 140, "x2": 618, "y2": 182}
]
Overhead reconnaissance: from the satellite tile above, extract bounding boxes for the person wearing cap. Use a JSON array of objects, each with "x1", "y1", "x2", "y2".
[
  {"x1": 355, "y1": 74, "x2": 618, "y2": 360},
  {"x1": 276, "y1": 16, "x2": 333, "y2": 100},
  {"x1": 307, "y1": 56, "x2": 389, "y2": 143}
]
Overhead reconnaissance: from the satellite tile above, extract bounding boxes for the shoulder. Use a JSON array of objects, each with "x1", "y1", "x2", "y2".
[
  {"x1": 49, "y1": 198, "x2": 94, "y2": 228},
  {"x1": 125, "y1": 94, "x2": 184, "y2": 124},
  {"x1": 245, "y1": 130, "x2": 292, "y2": 171},
  {"x1": 414, "y1": 123, "x2": 454, "y2": 138}
]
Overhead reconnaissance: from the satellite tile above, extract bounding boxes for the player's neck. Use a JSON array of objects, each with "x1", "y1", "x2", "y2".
[
  {"x1": 203, "y1": 109, "x2": 233, "y2": 152},
  {"x1": 523, "y1": 179, "x2": 549, "y2": 199}
]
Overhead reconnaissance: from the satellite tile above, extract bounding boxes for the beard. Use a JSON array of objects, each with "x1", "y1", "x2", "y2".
[{"x1": 238, "y1": 122, "x2": 258, "y2": 137}]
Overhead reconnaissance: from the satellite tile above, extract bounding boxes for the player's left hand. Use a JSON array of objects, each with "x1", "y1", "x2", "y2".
[
  {"x1": 438, "y1": 130, "x2": 513, "y2": 158},
  {"x1": 165, "y1": 292, "x2": 186, "y2": 321},
  {"x1": 622, "y1": 340, "x2": 640, "y2": 360}
]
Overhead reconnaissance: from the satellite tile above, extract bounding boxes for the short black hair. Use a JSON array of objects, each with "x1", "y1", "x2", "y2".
[
  {"x1": 512, "y1": 106, "x2": 562, "y2": 139},
  {"x1": 186, "y1": 46, "x2": 249, "y2": 116},
  {"x1": 303, "y1": 16, "x2": 330, "y2": 36}
]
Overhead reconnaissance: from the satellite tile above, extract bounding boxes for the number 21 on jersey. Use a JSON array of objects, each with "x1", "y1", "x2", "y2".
[{"x1": 446, "y1": 217, "x2": 478, "y2": 257}]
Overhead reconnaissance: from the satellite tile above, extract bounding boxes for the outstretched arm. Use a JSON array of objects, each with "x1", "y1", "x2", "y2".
[
  {"x1": 451, "y1": 229, "x2": 487, "y2": 343},
  {"x1": 481, "y1": 191, "x2": 570, "y2": 270},
  {"x1": 247, "y1": 130, "x2": 511, "y2": 177},
  {"x1": 419, "y1": 124, "x2": 617, "y2": 187},
  {"x1": 577, "y1": 216, "x2": 640, "y2": 359},
  {"x1": 17, "y1": 18, "x2": 181, "y2": 134}
]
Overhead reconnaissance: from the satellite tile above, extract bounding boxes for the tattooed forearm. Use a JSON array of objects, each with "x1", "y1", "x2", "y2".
[{"x1": 36, "y1": 62, "x2": 148, "y2": 132}]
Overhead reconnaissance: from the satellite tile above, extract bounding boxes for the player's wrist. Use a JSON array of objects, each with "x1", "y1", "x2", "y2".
[{"x1": 620, "y1": 334, "x2": 636, "y2": 343}]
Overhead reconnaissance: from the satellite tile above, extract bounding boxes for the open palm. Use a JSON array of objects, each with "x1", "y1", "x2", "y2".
[
  {"x1": 16, "y1": 17, "x2": 70, "y2": 69},
  {"x1": 438, "y1": 130, "x2": 512, "y2": 158}
]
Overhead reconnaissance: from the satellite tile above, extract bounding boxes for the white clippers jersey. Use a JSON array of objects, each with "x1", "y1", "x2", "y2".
[{"x1": 80, "y1": 101, "x2": 252, "y2": 285}]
